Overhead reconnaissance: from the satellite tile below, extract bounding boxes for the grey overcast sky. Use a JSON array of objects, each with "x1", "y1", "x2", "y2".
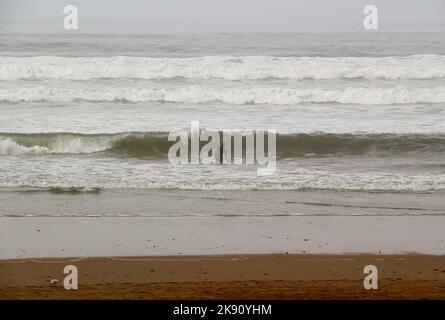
[{"x1": 1, "y1": 0, "x2": 444, "y2": 33}]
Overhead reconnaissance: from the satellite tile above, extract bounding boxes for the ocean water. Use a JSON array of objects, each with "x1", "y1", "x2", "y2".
[{"x1": 1, "y1": 33, "x2": 445, "y2": 192}]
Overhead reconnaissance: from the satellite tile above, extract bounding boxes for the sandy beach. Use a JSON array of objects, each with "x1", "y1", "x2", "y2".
[
  {"x1": 1, "y1": 189, "x2": 444, "y2": 299},
  {"x1": 1, "y1": 189, "x2": 445, "y2": 258},
  {"x1": 1, "y1": 254, "x2": 444, "y2": 299},
  {"x1": 1, "y1": 188, "x2": 445, "y2": 218}
]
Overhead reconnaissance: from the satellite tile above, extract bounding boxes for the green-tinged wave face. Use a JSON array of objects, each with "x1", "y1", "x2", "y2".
[{"x1": 1, "y1": 132, "x2": 445, "y2": 159}]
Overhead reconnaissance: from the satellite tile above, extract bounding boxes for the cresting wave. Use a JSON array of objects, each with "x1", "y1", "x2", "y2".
[
  {"x1": 1, "y1": 55, "x2": 445, "y2": 81},
  {"x1": 1, "y1": 132, "x2": 445, "y2": 157},
  {"x1": 2, "y1": 85, "x2": 445, "y2": 105}
]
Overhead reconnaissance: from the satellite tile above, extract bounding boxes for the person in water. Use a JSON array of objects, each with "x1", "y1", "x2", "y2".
[{"x1": 219, "y1": 145, "x2": 224, "y2": 164}]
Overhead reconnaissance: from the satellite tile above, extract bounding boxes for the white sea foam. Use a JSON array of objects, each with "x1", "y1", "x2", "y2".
[
  {"x1": 1, "y1": 55, "x2": 445, "y2": 81},
  {"x1": 0, "y1": 138, "x2": 48, "y2": 155},
  {"x1": 1, "y1": 85, "x2": 445, "y2": 105},
  {"x1": 1, "y1": 175, "x2": 444, "y2": 192},
  {"x1": 0, "y1": 136, "x2": 113, "y2": 155}
]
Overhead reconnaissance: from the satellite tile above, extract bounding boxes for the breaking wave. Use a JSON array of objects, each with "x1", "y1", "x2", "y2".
[
  {"x1": 1, "y1": 55, "x2": 445, "y2": 81},
  {"x1": 1, "y1": 132, "x2": 445, "y2": 157},
  {"x1": 1, "y1": 85, "x2": 445, "y2": 105}
]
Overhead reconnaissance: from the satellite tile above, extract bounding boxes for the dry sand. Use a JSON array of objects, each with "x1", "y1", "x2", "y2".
[{"x1": 1, "y1": 254, "x2": 444, "y2": 299}]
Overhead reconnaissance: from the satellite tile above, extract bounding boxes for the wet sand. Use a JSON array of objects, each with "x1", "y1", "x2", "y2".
[
  {"x1": 1, "y1": 188, "x2": 444, "y2": 217},
  {"x1": 1, "y1": 254, "x2": 444, "y2": 299},
  {"x1": 2, "y1": 215, "x2": 445, "y2": 259}
]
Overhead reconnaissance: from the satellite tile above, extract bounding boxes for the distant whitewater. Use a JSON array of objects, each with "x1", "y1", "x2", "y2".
[
  {"x1": 2, "y1": 55, "x2": 445, "y2": 81},
  {"x1": 2, "y1": 85, "x2": 445, "y2": 105},
  {"x1": 1, "y1": 33, "x2": 445, "y2": 192}
]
